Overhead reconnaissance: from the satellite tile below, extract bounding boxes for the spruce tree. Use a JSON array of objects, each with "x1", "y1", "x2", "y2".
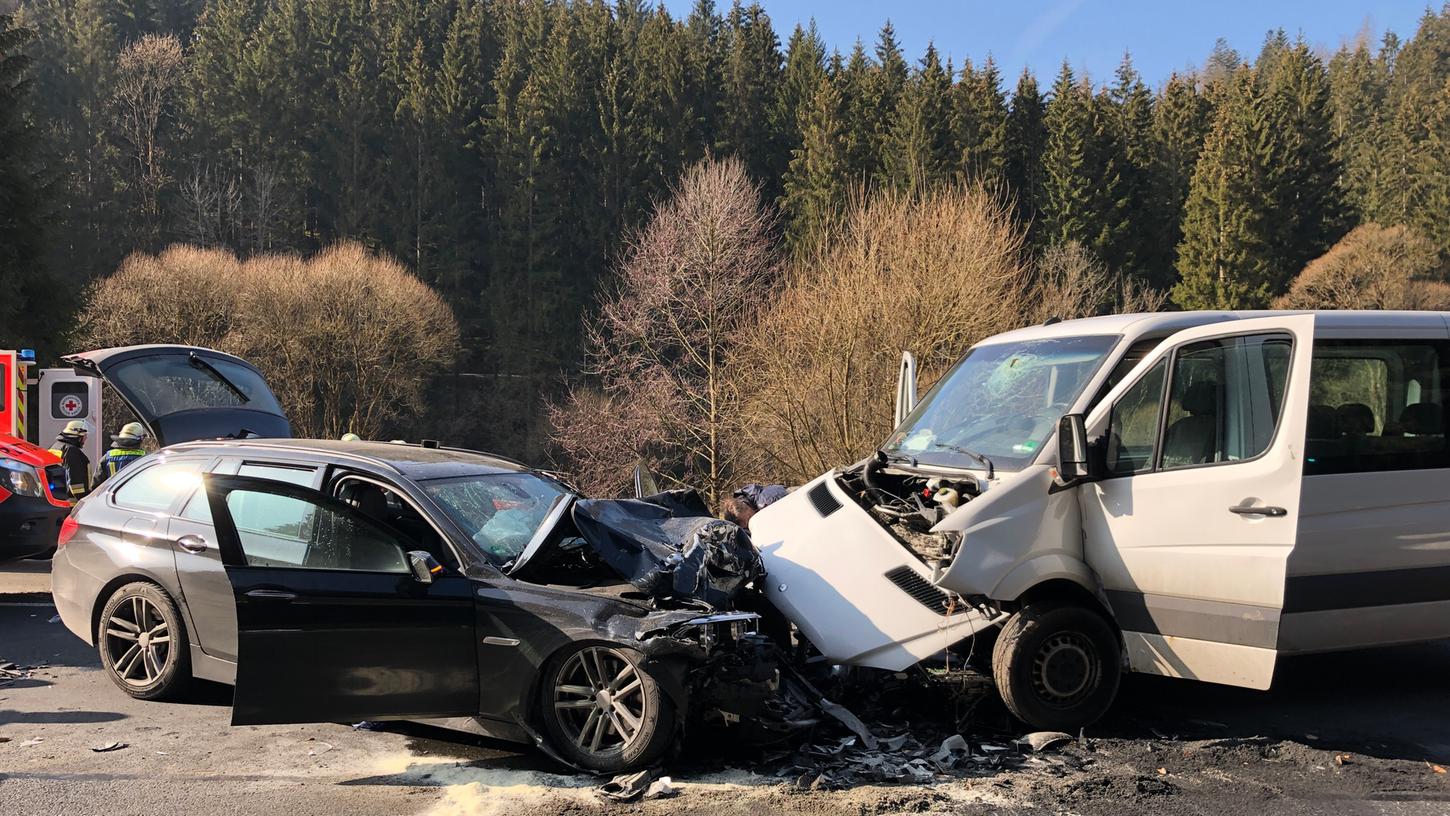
[
  {"x1": 1040, "y1": 63, "x2": 1096, "y2": 247},
  {"x1": 1004, "y1": 68, "x2": 1046, "y2": 230},
  {"x1": 1327, "y1": 38, "x2": 1390, "y2": 221},
  {"x1": 1173, "y1": 69, "x2": 1276, "y2": 308},
  {"x1": 866, "y1": 21, "x2": 908, "y2": 187},
  {"x1": 718, "y1": 1, "x2": 784, "y2": 189},
  {"x1": 881, "y1": 43, "x2": 952, "y2": 192},
  {"x1": 952, "y1": 56, "x2": 1008, "y2": 185},
  {"x1": 837, "y1": 40, "x2": 877, "y2": 186},
  {"x1": 1151, "y1": 72, "x2": 1211, "y2": 289},
  {"x1": 0, "y1": 13, "x2": 47, "y2": 347},
  {"x1": 1107, "y1": 54, "x2": 1160, "y2": 285},
  {"x1": 776, "y1": 21, "x2": 826, "y2": 172},
  {"x1": 1258, "y1": 39, "x2": 1346, "y2": 289},
  {"x1": 782, "y1": 74, "x2": 848, "y2": 250}
]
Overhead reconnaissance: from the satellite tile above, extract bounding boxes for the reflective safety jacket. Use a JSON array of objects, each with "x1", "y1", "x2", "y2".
[
  {"x1": 48, "y1": 437, "x2": 91, "y2": 500},
  {"x1": 96, "y1": 447, "x2": 146, "y2": 486}
]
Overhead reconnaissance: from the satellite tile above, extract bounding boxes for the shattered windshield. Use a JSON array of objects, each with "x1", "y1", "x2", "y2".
[
  {"x1": 883, "y1": 335, "x2": 1119, "y2": 473},
  {"x1": 420, "y1": 472, "x2": 569, "y2": 567},
  {"x1": 109, "y1": 354, "x2": 284, "y2": 417}
]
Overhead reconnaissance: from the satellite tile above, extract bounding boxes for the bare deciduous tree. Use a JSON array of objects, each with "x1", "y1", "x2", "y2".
[
  {"x1": 1274, "y1": 223, "x2": 1450, "y2": 310},
  {"x1": 732, "y1": 187, "x2": 1166, "y2": 486},
  {"x1": 550, "y1": 157, "x2": 782, "y2": 503},
  {"x1": 75, "y1": 242, "x2": 459, "y2": 440},
  {"x1": 113, "y1": 34, "x2": 184, "y2": 243},
  {"x1": 178, "y1": 164, "x2": 242, "y2": 248}
]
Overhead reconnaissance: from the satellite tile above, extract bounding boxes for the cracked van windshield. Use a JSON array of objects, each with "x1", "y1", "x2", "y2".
[{"x1": 884, "y1": 335, "x2": 1119, "y2": 472}]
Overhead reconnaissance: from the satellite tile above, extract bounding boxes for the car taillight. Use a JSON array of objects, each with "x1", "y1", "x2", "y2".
[{"x1": 57, "y1": 516, "x2": 79, "y2": 548}]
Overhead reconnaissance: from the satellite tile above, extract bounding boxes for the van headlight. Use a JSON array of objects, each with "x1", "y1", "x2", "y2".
[{"x1": 0, "y1": 457, "x2": 45, "y2": 498}]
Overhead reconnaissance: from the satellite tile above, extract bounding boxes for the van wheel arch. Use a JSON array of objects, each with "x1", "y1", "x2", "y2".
[{"x1": 1012, "y1": 579, "x2": 1121, "y2": 646}]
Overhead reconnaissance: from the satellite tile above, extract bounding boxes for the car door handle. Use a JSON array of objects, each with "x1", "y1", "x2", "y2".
[
  {"x1": 175, "y1": 534, "x2": 209, "y2": 553},
  {"x1": 244, "y1": 589, "x2": 297, "y2": 601},
  {"x1": 1229, "y1": 505, "x2": 1287, "y2": 517}
]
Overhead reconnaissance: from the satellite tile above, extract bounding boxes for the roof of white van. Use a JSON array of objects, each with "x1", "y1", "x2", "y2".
[{"x1": 982, "y1": 310, "x2": 1450, "y2": 344}]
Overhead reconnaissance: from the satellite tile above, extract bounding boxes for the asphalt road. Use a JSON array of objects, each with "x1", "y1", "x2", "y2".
[{"x1": 3, "y1": 601, "x2": 1450, "y2": 816}]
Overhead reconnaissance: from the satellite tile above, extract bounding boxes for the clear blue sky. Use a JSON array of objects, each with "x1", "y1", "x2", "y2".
[{"x1": 663, "y1": 1, "x2": 1433, "y2": 88}]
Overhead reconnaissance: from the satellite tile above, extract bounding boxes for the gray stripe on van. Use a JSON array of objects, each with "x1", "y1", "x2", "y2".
[{"x1": 1105, "y1": 590, "x2": 1280, "y2": 650}]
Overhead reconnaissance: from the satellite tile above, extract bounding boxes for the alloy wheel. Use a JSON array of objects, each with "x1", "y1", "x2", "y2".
[
  {"x1": 551, "y1": 646, "x2": 648, "y2": 756},
  {"x1": 104, "y1": 595, "x2": 172, "y2": 687}
]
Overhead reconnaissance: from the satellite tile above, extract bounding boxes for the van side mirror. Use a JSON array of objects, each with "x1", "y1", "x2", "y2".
[
  {"x1": 894, "y1": 351, "x2": 918, "y2": 427},
  {"x1": 1057, "y1": 414, "x2": 1090, "y2": 482},
  {"x1": 407, "y1": 550, "x2": 442, "y2": 583}
]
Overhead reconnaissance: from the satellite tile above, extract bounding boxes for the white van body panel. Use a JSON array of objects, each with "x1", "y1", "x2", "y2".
[
  {"x1": 1079, "y1": 314, "x2": 1316, "y2": 689},
  {"x1": 934, "y1": 465, "x2": 1089, "y2": 600},
  {"x1": 752, "y1": 473, "x2": 999, "y2": 670}
]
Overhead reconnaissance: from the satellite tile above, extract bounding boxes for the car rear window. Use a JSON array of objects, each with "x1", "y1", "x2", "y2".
[{"x1": 112, "y1": 461, "x2": 204, "y2": 513}]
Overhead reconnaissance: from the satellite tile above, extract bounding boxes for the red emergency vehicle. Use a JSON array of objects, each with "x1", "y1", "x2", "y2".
[{"x1": 0, "y1": 434, "x2": 70, "y2": 561}]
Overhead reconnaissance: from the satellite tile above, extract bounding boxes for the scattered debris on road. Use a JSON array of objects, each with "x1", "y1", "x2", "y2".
[{"x1": 90, "y1": 741, "x2": 128, "y2": 752}]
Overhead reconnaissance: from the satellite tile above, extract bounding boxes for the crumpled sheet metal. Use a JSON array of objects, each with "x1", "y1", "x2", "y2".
[{"x1": 573, "y1": 489, "x2": 764, "y2": 607}]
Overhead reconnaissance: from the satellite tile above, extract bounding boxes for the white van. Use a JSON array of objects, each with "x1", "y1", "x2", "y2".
[{"x1": 752, "y1": 311, "x2": 1450, "y2": 730}]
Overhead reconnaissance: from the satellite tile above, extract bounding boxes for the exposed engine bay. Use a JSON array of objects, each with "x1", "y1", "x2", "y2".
[{"x1": 839, "y1": 453, "x2": 983, "y2": 566}]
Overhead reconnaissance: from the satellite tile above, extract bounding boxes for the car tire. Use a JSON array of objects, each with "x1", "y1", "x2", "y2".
[
  {"x1": 991, "y1": 601, "x2": 1120, "y2": 732},
  {"x1": 97, "y1": 582, "x2": 192, "y2": 701},
  {"x1": 538, "y1": 644, "x2": 675, "y2": 773}
]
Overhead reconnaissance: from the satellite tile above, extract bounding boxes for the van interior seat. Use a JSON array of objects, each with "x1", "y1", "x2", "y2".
[
  {"x1": 1396, "y1": 402, "x2": 1443, "y2": 436},
  {"x1": 1307, "y1": 404, "x2": 1340, "y2": 439},
  {"x1": 1162, "y1": 381, "x2": 1219, "y2": 465},
  {"x1": 1336, "y1": 403, "x2": 1376, "y2": 436}
]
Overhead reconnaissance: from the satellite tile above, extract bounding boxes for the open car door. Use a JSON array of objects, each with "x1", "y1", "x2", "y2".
[
  {"x1": 63, "y1": 345, "x2": 290, "y2": 446},
  {"x1": 203, "y1": 474, "x2": 479, "y2": 725},
  {"x1": 1078, "y1": 314, "x2": 1313, "y2": 689}
]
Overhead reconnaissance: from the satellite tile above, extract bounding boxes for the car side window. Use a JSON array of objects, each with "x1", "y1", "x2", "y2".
[
  {"x1": 1305, "y1": 339, "x2": 1449, "y2": 475},
  {"x1": 225, "y1": 488, "x2": 408, "y2": 573},
  {"x1": 112, "y1": 461, "x2": 203, "y2": 512},
  {"x1": 1105, "y1": 359, "x2": 1166, "y2": 476},
  {"x1": 180, "y1": 463, "x2": 316, "y2": 524}
]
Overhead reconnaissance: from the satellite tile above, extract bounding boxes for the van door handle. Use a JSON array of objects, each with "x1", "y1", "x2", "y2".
[
  {"x1": 1229, "y1": 505, "x2": 1287, "y2": 517},
  {"x1": 244, "y1": 589, "x2": 297, "y2": 601},
  {"x1": 175, "y1": 534, "x2": 208, "y2": 553}
]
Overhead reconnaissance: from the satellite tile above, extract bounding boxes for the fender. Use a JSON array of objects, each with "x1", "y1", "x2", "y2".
[{"x1": 992, "y1": 554, "x2": 1112, "y2": 617}]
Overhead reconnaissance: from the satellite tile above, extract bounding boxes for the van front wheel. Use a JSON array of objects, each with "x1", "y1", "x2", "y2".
[{"x1": 992, "y1": 601, "x2": 1120, "y2": 731}]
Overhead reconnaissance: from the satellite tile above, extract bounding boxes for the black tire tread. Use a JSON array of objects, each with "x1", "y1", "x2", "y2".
[{"x1": 991, "y1": 600, "x2": 1120, "y2": 731}]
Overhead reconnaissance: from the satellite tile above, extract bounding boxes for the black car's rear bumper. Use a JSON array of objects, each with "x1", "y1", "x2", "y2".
[{"x1": 0, "y1": 494, "x2": 68, "y2": 561}]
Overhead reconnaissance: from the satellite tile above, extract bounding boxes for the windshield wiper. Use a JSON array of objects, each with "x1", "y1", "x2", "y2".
[
  {"x1": 877, "y1": 449, "x2": 918, "y2": 467},
  {"x1": 188, "y1": 352, "x2": 251, "y2": 404},
  {"x1": 931, "y1": 443, "x2": 995, "y2": 479}
]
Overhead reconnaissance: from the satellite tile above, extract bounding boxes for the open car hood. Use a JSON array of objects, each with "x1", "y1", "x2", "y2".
[
  {"x1": 570, "y1": 490, "x2": 763, "y2": 608},
  {"x1": 63, "y1": 345, "x2": 291, "y2": 447}
]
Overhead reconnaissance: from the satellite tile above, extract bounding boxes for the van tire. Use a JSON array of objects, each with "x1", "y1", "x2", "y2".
[{"x1": 992, "y1": 601, "x2": 1120, "y2": 731}]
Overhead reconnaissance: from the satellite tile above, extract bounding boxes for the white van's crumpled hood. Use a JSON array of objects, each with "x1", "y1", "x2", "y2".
[{"x1": 749, "y1": 472, "x2": 1000, "y2": 671}]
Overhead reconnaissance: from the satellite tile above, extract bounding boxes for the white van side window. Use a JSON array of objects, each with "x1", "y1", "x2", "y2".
[
  {"x1": 1306, "y1": 339, "x2": 1448, "y2": 475},
  {"x1": 1102, "y1": 332, "x2": 1291, "y2": 476},
  {"x1": 1160, "y1": 334, "x2": 1292, "y2": 469},
  {"x1": 1105, "y1": 359, "x2": 1167, "y2": 475}
]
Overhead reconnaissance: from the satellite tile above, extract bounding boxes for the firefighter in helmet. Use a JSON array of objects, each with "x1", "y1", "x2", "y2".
[
  {"x1": 49, "y1": 419, "x2": 93, "y2": 500},
  {"x1": 95, "y1": 422, "x2": 150, "y2": 486}
]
